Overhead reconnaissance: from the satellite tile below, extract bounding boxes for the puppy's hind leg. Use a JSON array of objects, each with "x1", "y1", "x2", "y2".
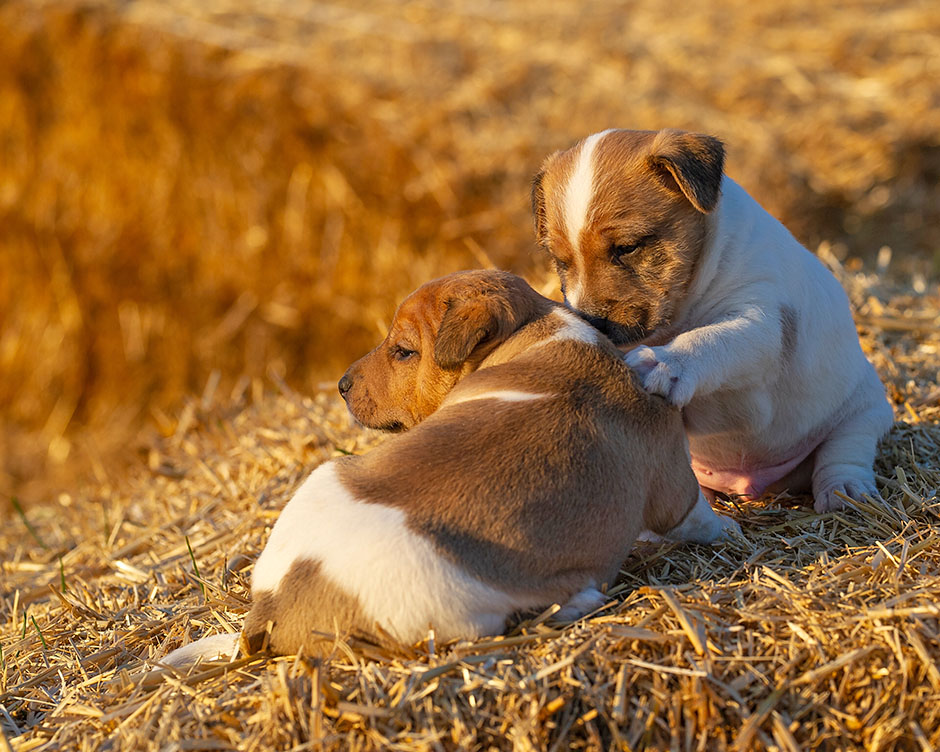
[
  {"x1": 554, "y1": 584, "x2": 609, "y2": 622},
  {"x1": 664, "y1": 490, "x2": 740, "y2": 544},
  {"x1": 812, "y1": 388, "x2": 893, "y2": 513}
]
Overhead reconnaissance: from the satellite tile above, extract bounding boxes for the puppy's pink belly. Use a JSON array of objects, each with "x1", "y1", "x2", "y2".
[{"x1": 692, "y1": 448, "x2": 814, "y2": 498}]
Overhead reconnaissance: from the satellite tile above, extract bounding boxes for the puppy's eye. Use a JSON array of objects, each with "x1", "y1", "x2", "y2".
[
  {"x1": 610, "y1": 243, "x2": 639, "y2": 266},
  {"x1": 610, "y1": 236, "x2": 652, "y2": 266},
  {"x1": 391, "y1": 345, "x2": 418, "y2": 361}
]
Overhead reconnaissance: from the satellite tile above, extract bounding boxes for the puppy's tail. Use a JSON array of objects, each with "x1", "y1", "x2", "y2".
[{"x1": 160, "y1": 633, "x2": 240, "y2": 669}]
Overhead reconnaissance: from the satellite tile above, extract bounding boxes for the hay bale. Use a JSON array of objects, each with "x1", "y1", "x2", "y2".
[{"x1": 2, "y1": 0, "x2": 939, "y2": 503}]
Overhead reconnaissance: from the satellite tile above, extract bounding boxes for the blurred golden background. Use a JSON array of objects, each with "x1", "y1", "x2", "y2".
[{"x1": 2, "y1": 0, "x2": 939, "y2": 506}]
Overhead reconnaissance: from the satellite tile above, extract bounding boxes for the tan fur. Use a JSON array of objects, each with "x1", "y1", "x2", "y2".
[
  {"x1": 533, "y1": 130, "x2": 724, "y2": 345},
  {"x1": 244, "y1": 271, "x2": 702, "y2": 654},
  {"x1": 341, "y1": 271, "x2": 555, "y2": 430}
]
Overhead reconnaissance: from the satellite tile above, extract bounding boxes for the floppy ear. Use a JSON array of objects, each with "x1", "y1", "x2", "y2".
[
  {"x1": 648, "y1": 130, "x2": 725, "y2": 213},
  {"x1": 531, "y1": 169, "x2": 548, "y2": 245},
  {"x1": 433, "y1": 277, "x2": 542, "y2": 369},
  {"x1": 433, "y1": 298, "x2": 500, "y2": 369}
]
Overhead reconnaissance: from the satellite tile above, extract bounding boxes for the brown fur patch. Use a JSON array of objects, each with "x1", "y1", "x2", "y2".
[
  {"x1": 532, "y1": 147, "x2": 576, "y2": 256},
  {"x1": 531, "y1": 169, "x2": 548, "y2": 245},
  {"x1": 780, "y1": 303, "x2": 800, "y2": 365},
  {"x1": 241, "y1": 559, "x2": 375, "y2": 657},
  {"x1": 648, "y1": 129, "x2": 725, "y2": 213}
]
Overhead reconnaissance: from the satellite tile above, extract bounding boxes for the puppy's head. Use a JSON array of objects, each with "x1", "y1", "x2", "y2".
[
  {"x1": 339, "y1": 270, "x2": 552, "y2": 430},
  {"x1": 532, "y1": 128, "x2": 724, "y2": 345}
]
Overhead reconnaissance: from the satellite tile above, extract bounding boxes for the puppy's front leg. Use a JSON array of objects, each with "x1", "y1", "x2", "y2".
[
  {"x1": 661, "y1": 491, "x2": 740, "y2": 543},
  {"x1": 624, "y1": 305, "x2": 779, "y2": 407}
]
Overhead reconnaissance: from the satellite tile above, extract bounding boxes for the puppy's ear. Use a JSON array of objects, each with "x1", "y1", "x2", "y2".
[
  {"x1": 531, "y1": 169, "x2": 548, "y2": 245},
  {"x1": 434, "y1": 299, "x2": 499, "y2": 369},
  {"x1": 648, "y1": 130, "x2": 725, "y2": 213},
  {"x1": 434, "y1": 277, "x2": 541, "y2": 369}
]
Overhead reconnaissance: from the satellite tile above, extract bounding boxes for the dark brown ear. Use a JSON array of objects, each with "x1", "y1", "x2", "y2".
[
  {"x1": 648, "y1": 130, "x2": 725, "y2": 213},
  {"x1": 433, "y1": 275, "x2": 543, "y2": 369},
  {"x1": 531, "y1": 169, "x2": 548, "y2": 246}
]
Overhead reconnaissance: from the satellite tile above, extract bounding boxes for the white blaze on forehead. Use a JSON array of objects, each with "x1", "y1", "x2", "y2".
[
  {"x1": 565, "y1": 277, "x2": 585, "y2": 309},
  {"x1": 251, "y1": 461, "x2": 546, "y2": 643},
  {"x1": 562, "y1": 129, "x2": 612, "y2": 253}
]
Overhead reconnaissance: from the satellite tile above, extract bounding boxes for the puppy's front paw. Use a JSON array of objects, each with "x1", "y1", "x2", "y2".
[
  {"x1": 636, "y1": 529, "x2": 666, "y2": 544},
  {"x1": 624, "y1": 346, "x2": 696, "y2": 407},
  {"x1": 813, "y1": 466, "x2": 882, "y2": 513},
  {"x1": 554, "y1": 587, "x2": 608, "y2": 622}
]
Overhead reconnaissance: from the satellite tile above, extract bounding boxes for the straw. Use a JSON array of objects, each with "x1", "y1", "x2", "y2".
[{"x1": 2, "y1": 262, "x2": 938, "y2": 750}]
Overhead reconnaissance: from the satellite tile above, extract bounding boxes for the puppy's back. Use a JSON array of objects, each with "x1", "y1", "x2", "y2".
[
  {"x1": 241, "y1": 322, "x2": 699, "y2": 656},
  {"x1": 347, "y1": 333, "x2": 697, "y2": 594}
]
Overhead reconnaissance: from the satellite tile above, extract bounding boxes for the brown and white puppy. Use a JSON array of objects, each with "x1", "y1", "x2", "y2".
[
  {"x1": 532, "y1": 129, "x2": 893, "y2": 513},
  {"x1": 162, "y1": 270, "x2": 737, "y2": 665}
]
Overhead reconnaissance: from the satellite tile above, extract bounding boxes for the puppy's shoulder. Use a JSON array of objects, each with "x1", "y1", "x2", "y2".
[
  {"x1": 600, "y1": 350, "x2": 675, "y2": 419},
  {"x1": 537, "y1": 335, "x2": 675, "y2": 423}
]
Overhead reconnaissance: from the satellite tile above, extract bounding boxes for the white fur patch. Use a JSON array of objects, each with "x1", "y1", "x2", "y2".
[
  {"x1": 548, "y1": 308, "x2": 599, "y2": 344},
  {"x1": 565, "y1": 278, "x2": 585, "y2": 309},
  {"x1": 562, "y1": 130, "x2": 611, "y2": 255},
  {"x1": 252, "y1": 462, "x2": 543, "y2": 643},
  {"x1": 444, "y1": 390, "x2": 550, "y2": 407},
  {"x1": 555, "y1": 585, "x2": 607, "y2": 622}
]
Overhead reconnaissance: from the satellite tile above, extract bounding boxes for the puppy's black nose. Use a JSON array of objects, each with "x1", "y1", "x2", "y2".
[{"x1": 338, "y1": 374, "x2": 353, "y2": 398}]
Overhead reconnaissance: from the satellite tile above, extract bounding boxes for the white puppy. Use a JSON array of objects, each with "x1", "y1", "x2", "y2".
[
  {"x1": 532, "y1": 128, "x2": 893, "y2": 512},
  {"x1": 163, "y1": 270, "x2": 737, "y2": 665}
]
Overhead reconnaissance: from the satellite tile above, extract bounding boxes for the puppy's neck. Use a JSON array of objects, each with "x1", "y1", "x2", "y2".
[
  {"x1": 479, "y1": 307, "x2": 602, "y2": 369},
  {"x1": 674, "y1": 176, "x2": 786, "y2": 328}
]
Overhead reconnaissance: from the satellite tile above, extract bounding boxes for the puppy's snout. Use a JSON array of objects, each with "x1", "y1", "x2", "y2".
[{"x1": 338, "y1": 374, "x2": 353, "y2": 399}]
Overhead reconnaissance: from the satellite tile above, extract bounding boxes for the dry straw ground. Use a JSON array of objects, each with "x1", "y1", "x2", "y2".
[
  {"x1": 2, "y1": 0, "x2": 940, "y2": 750},
  {"x1": 2, "y1": 265, "x2": 940, "y2": 751}
]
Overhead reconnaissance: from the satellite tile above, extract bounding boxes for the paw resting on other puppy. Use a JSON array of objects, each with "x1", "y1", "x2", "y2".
[{"x1": 624, "y1": 344, "x2": 697, "y2": 407}]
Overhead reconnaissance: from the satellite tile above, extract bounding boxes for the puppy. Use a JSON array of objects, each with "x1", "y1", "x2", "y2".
[
  {"x1": 162, "y1": 270, "x2": 737, "y2": 665},
  {"x1": 531, "y1": 129, "x2": 893, "y2": 513}
]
